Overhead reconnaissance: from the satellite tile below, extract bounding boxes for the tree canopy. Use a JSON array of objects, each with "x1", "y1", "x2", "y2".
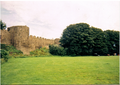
[
  {"x1": 58, "y1": 23, "x2": 119, "y2": 56},
  {"x1": 0, "y1": 20, "x2": 7, "y2": 30},
  {"x1": 104, "y1": 30, "x2": 119, "y2": 55},
  {"x1": 60, "y1": 23, "x2": 94, "y2": 56},
  {"x1": 90, "y1": 27, "x2": 108, "y2": 55}
]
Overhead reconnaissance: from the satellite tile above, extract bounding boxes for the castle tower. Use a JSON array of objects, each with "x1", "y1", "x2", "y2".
[{"x1": 7, "y1": 26, "x2": 29, "y2": 49}]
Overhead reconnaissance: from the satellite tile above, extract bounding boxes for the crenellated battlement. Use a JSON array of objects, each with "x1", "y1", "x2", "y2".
[{"x1": 0, "y1": 25, "x2": 60, "y2": 54}]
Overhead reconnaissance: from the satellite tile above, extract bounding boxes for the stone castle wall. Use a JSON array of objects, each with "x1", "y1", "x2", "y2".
[{"x1": 0, "y1": 25, "x2": 60, "y2": 54}]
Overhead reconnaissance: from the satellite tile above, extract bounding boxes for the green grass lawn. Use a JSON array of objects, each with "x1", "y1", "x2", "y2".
[{"x1": 1, "y1": 56, "x2": 119, "y2": 84}]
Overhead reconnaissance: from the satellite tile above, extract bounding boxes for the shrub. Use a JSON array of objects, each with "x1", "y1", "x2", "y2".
[
  {"x1": 30, "y1": 47, "x2": 51, "y2": 56},
  {"x1": 49, "y1": 44, "x2": 67, "y2": 56},
  {"x1": 1, "y1": 44, "x2": 23, "y2": 54},
  {"x1": 1, "y1": 44, "x2": 23, "y2": 58},
  {"x1": 0, "y1": 49, "x2": 9, "y2": 62}
]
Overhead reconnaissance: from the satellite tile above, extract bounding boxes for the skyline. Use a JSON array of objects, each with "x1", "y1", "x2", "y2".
[{"x1": 1, "y1": 1, "x2": 120, "y2": 39}]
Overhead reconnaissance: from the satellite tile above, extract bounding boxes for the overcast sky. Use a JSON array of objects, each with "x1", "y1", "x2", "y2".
[{"x1": 1, "y1": 1, "x2": 120, "y2": 39}]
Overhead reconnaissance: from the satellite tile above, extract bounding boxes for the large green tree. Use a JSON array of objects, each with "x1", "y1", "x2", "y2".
[
  {"x1": 104, "y1": 30, "x2": 119, "y2": 55},
  {"x1": 59, "y1": 22, "x2": 119, "y2": 56},
  {"x1": 0, "y1": 20, "x2": 7, "y2": 30},
  {"x1": 60, "y1": 23, "x2": 94, "y2": 56},
  {"x1": 90, "y1": 27, "x2": 108, "y2": 55}
]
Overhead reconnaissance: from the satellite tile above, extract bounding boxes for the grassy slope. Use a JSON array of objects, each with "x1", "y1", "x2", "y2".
[{"x1": 1, "y1": 56, "x2": 119, "y2": 84}]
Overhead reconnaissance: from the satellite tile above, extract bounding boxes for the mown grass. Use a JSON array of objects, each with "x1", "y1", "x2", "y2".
[{"x1": 1, "y1": 56, "x2": 119, "y2": 84}]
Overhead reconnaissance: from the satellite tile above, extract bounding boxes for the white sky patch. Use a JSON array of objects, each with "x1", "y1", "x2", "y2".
[{"x1": 1, "y1": 1, "x2": 120, "y2": 39}]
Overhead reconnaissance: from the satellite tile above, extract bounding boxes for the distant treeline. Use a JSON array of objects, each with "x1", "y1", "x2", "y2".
[{"x1": 49, "y1": 23, "x2": 119, "y2": 56}]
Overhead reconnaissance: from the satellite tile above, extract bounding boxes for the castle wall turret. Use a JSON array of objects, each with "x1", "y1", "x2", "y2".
[{"x1": 7, "y1": 26, "x2": 29, "y2": 48}]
